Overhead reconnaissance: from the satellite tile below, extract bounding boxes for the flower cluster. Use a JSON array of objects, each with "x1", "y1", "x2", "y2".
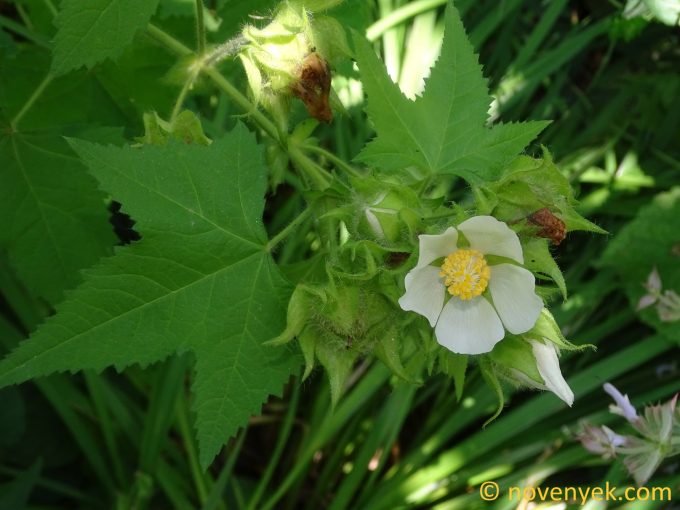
[
  {"x1": 578, "y1": 383, "x2": 680, "y2": 485},
  {"x1": 637, "y1": 267, "x2": 680, "y2": 322}
]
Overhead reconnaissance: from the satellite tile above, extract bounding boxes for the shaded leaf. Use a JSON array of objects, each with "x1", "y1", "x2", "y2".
[
  {"x1": 0, "y1": 124, "x2": 301, "y2": 468},
  {"x1": 52, "y1": 0, "x2": 160, "y2": 75}
]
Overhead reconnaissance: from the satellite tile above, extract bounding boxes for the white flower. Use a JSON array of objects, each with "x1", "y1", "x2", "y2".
[{"x1": 398, "y1": 216, "x2": 543, "y2": 355}]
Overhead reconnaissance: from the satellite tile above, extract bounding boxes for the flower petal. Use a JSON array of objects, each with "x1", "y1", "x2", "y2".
[
  {"x1": 488, "y1": 264, "x2": 542, "y2": 334},
  {"x1": 434, "y1": 297, "x2": 504, "y2": 354},
  {"x1": 398, "y1": 266, "x2": 445, "y2": 327},
  {"x1": 530, "y1": 340, "x2": 574, "y2": 406},
  {"x1": 457, "y1": 216, "x2": 523, "y2": 263},
  {"x1": 603, "y1": 383, "x2": 638, "y2": 423},
  {"x1": 416, "y1": 227, "x2": 458, "y2": 268}
]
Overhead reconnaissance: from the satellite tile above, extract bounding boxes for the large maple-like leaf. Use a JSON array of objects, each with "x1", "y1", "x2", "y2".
[
  {"x1": 0, "y1": 124, "x2": 301, "y2": 468},
  {"x1": 353, "y1": 3, "x2": 549, "y2": 184}
]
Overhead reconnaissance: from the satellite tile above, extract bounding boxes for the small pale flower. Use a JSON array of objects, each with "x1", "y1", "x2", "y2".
[
  {"x1": 398, "y1": 216, "x2": 543, "y2": 354},
  {"x1": 578, "y1": 424, "x2": 628, "y2": 458},
  {"x1": 636, "y1": 267, "x2": 680, "y2": 322},
  {"x1": 604, "y1": 382, "x2": 639, "y2": 423}
]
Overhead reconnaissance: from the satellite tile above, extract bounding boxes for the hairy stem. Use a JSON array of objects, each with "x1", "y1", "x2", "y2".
[
  {"x1": 170, "y1": 75, "x2": 196, "y2": 122},
  {"x1": 195, "y1": 0, "x2": 206, "y2": 54},
  {"x1": 267, "y1": 208, "x2": 313, "y2": 252},
  {"x1": 146, "y1": 23, "x2": 338, "y2": 191},
  {"x1": 301, "y1": 144, "x2": 363, "y2": 179}
]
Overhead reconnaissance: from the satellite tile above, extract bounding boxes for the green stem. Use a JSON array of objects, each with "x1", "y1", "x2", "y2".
[
  {"x1": 171, "y1": 75, "x2": 195, "y2": 122},
  {"x1": 147, "y1": 23, "x2": 192, "y2": 57},
  {"x1": 195, "y1": 0, "x2": 206, "y2": 54},
  {"x1": 259, "y1": 364, "x2": 391, "y2": 510},
  {"x1": 366, "y1": 0, "x2": 446, "y2": 41},
  {"x1": 146, "y1": 23, "x2": 338, "y2": 191},
  {"x1": 267, "y1": 208, "x2": 313, "y2": 252},
  {"x1": 15, "y1": 3, "x2": 34, "y2": 31},
  {"x1": 176, "y1": 396, "x2": 209, "y2": 504},
  {"x1": 10, "y1": 72, "x2": 53, "y2": 130},
  {"x1": 83, "y1": 372, "x2": 127, "y2": 488},
  {"x1": 246, "y1": 383, "x2": 301, "y2": 510},
  {"x1": 0, "y1": 14, "x2": 50, "y2": 48},
  {"x1": 203, "y1": 67, "x2": 280, "y2": 140},
  {"x1": 0, "y1": 466, "x2": 95, "y2": 504},
  {"x1": 202, "y1": 433, "x2": 245, "y2": 510},
  {"x1": 146, "y1": 24, "x2": 277, "y2": 140},
  {"x1": 288, "y1": 144, "x2": 332, "y2": 189},
  {"x1": 301, "y1": 144, "x2": 363, "y2": 179}
]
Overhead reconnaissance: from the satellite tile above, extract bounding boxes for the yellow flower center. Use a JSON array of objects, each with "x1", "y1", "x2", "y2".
[{"x1": 439, "y1": 249, "x2": 490, "y2": 300}]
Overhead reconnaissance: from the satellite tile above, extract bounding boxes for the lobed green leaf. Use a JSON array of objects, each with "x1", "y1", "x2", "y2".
[
  {"x1": 0, "y1": 125, "x2": 301, "y2": 468},
  {"x1": 353, "y1": 2, "x2": 549, "y2": 184}
]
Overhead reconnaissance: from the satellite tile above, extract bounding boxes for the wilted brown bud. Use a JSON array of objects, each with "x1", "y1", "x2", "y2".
[
  {"x1": 528, "y1": 208, "x2": 566, "y2": 245},
  {"x1": 291, "y1": 51, "x2": 333, "y2": 123}
]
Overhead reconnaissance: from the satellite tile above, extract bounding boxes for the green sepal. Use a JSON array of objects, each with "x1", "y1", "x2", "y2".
[
  {"x1": 291, "y1": 118, "x2": 320, "y2": 143},
  {"x1": 136, "y1": 111, "x2": 211, "y2": 146},
  {"x1": 479, "y1": 357, "x2": 505, "y2": 427},
  {"x1": 524, "y1": 308, "x2": 594, "y2": 352},
  {"x1": 437, "y1": 350, "x2": 468, "y2": 401},
  {"x1": 523, "y1": 238, "x2": 567, "y2": 299},
  {"x1": 350, "y1": 175, "x2": 422, "y2": 245},
  {"x1": 267, "y1": 285, "x2": 314, "y2": 346},
  {"x1": 489, "y1": 336, "x2": 543, "y2": 385},
  {"x1": 490, "y1": 149, "x2": 606, "y2": 234},
  {"x1": 298, "y1": 328, "x2": 316, "y2": 380},
  {"x1": 308, "y1": 14, "x2": 352, "y2": 63},
  {"x1": 315, "y1": 338, "x2": 357, "y2": 408},
  {"x1": 290, "y1": 0, "x2": 345, "y2": 12},
  {"x1": 266, "y1": 141, "x2": 290, "y2": 190},
  {"x1": 471, "y1": 185, "x2": 498, "y2": 216},
  {"x1": 374, "y1": 333, "x2": 420, "y2": 384}
]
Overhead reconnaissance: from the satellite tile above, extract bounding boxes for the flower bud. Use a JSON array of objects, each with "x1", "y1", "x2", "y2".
[
  {"x1": 136, "y1": 111, "x2": 211, "y2": 146},
  {"x1": 270, "y1": 281, "x2": 404, "y2": 404},
  {"x1": 353, "y1": 178, "x2": 421, "y2": 245},
  {"x1": 491, "y1": 336, "x2": 574, "y2": 406},
  {"x1": 237, "y1": 2, "x2": 349, "y2": 124}
]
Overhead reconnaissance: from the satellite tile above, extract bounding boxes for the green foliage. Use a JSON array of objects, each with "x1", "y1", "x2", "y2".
[
  {"x1": 0, "y1": 124, "x2": 301, "y2": 467},
  {"x1": 601, "y1": 187, "x2": 680, "y2": 342},
  {"x1": 52, "y1": 0, "x2": 160, "y2": 75},
  {"x1": 0, "y1": 133, "x2": 115, "y2": 305},
  {"x1": 0, "y1": 49, "x2": 121, "y2": 305},
  {"x1": 488, "y1": 152, "x2": 606, "y2": 234},
  {"x1": 1, "y1": 0, "x2": 679, "y2": 506},
  {"x1": 353, "y1": 4, "x2": 549, "y2": 184}
]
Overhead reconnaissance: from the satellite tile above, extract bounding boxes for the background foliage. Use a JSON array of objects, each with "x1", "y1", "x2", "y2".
[{"x1": 0, "y1": 0, "x2": 679, "y2": 508}]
